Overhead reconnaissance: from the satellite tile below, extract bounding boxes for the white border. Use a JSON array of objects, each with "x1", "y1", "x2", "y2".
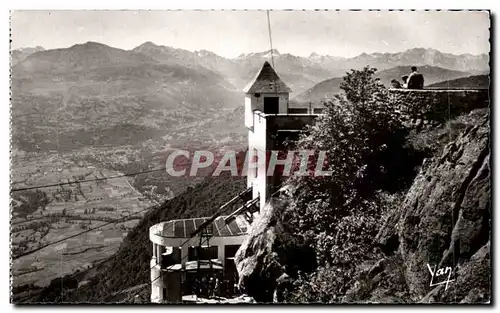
[
  {"x1": 3, "y1": 1, "x2": 499, "y2": 10},
  {"x1": 2, "y1": 1, "x2": 497, "y2": 312}
]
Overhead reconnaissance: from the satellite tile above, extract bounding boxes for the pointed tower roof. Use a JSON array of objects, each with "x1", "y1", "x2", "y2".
[{"x1": 243, "y1": 61, "x2": 292, "y2": 94}]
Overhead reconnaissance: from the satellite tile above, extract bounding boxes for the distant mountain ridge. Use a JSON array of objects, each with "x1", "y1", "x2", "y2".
[
  {"x1": 294, "y1": 65, "x2": 476, "y2": 105},
  {"x1": 132, "y1": 42, "x2": 341, "y2": 95},
  {"x1": 427, "y1": 74, "x2": 490, "y2": 89},
  {"x1": 342, "y1": 48, "x2": 489, "y2": 73},
  {"x1": 11, "y1": 42, "x2": 490, "y2": 153},
  {"x1": 11, "y1": 46, "x2": 45, "y2": 65},
  {"x1": 11, "y1": 41, "x2": 242, "y2": 153},
  {"x1": 234, "y1": 47, "x2": 488, "y2": 73},
  {"x1": 238, "y1": 49, "x2": 281, "y2": 59},
  {"x1": 13, "y1": 43, "x2": 489, "y2": 95},
  {"x1": 14, "y1": 42, "x2": 155, "y2": 74}
]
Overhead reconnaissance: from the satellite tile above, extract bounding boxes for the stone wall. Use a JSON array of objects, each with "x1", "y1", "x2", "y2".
[{"x1": 389, "y1": 89, "x2": 489, "y2": 127}]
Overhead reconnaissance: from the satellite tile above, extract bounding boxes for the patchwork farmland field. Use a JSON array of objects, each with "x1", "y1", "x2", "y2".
[{"x1": 11, "y1": 149, "x2": 154, "y2": 287}]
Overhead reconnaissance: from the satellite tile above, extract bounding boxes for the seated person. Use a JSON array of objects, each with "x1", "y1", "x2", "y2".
[
  {"x1": 401, "y1": 76, "x2": 409, "y2": 88},
  {"x1": 391, "y1": 79, "x2": 402, "y2": 88},
  {"x1": 407, "y1": 66, "x2": 424, "y2": 89}
]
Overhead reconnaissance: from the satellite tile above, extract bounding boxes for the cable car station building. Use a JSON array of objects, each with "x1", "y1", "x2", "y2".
[
  {"x1": 149, "y1": 61, "x2": 321, "y2": 303},
  {"x1": 149, "y1": 215, "x2": 249, "y2": 303}
]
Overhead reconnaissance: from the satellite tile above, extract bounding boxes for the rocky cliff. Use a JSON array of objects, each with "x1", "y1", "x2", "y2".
[
  {"x1": 234, "y1": 197, "x2": 286, "y2": 302},
  {"x1": 235, "y1": 108, "x2": 491, "y2": 303},
  {"x1": 374, "y1": 108, "x2": 490, "y2": 303}
]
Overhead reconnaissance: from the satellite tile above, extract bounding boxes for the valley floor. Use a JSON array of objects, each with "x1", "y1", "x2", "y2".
[{"x1": 11, "y1": 149, "x2": 154, "y2": 288}]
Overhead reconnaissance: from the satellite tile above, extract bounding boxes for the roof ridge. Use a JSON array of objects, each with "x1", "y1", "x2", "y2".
[{"x1": 243, "y1": 62, "x2": 291, "y2": 93}]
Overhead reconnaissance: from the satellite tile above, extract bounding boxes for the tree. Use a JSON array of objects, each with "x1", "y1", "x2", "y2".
[
  {"x1": 340, "y1": 66, "x2": 385, "y2": 105},
  {"x1": 283, "y1": 66, "x2": 403, "y2": 302}
]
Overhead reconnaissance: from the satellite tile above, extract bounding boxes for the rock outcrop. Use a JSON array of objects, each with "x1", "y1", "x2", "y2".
[
  {"x1": 234, "y1": 190, "x2": 317, "y2": 303},
  {"x1": 234, "y1": 197, "x2": 287, "y2": 303},
  {"x1": 375, "y1": 109, "x2": 490, "y2": 303}
]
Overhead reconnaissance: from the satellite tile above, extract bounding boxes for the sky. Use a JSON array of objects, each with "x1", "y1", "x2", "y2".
[{"x1": 11, "y1": 10, "x2": 490, "y2": 58}]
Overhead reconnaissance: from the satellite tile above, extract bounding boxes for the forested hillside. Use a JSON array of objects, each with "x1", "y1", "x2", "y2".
[{"x1": 427, "y1": 75, "x2": 489, "y2": 89}]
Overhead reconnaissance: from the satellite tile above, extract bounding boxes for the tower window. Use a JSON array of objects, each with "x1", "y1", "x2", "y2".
[{"x1": 264, "y1": 97, "x2": 279, "y2": 114}]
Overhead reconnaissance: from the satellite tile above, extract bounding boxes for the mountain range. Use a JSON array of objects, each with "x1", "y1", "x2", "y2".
[
  {"x1": 11, "y1": 42, "x2": 242, "y2": 153},
  {"x1": 329, "y1": 48, "x2": 489, "y2": 73},
  {"x1": 10, "y1": 40, "x2": 491, "y2": 165},
  {"x1": 11, "y1": 41, "x2": 489, "y2": 154},
  {"x1": 12, "y1": 43, "x2": 489, "y2": 93}
]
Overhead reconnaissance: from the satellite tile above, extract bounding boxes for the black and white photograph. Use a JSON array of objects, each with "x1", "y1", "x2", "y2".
[{"x1": 9, "y1": 9, "x2": 491, "y2": 304}]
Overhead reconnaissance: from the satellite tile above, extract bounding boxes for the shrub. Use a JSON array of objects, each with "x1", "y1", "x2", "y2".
[{"x1": 283, "y1": 66, "x2": 408, "y2": 302}]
